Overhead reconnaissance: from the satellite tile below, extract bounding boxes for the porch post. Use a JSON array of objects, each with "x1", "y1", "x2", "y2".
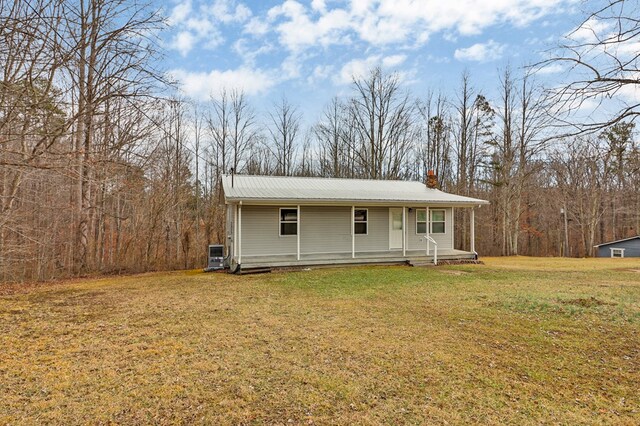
[
  {"x1": 426, "y1": 206, "x2": 430, "y2": 255},
  {"x1": 238, "y1": 203, "x2": 242, "y2": 264},
  {"x1": 351, "y1": 206, "x2": 355, "y2": 258},
  {"x1": 297, "y1": 205, "x2": 301, "y2": 261},
  {"x1": 470, "y1": 207, "x2": 476, "y2": 253},
  {"x1": 402, "y1": 206, "x2": 406, "y2": 257},
  {"x1": 233, "y1": 204, "x2": 238, "y2": 258}
]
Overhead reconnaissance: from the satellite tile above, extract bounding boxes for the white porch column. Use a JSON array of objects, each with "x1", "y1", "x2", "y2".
[
  {"x1": 402, "y1": 206, "x2": 406, "y2": 257},
  {"x1": 238, "y1": 203, "x2": 242, "y2": 264},
  {"x1": 297, "y1": 205, "x2": 301, "y2": 261},
  {"x1": 233, "y1": 204, "x2": 238, "y2": 258},
  {"x1": 351, "y1": 205, "x2": 355, "y2": 258},
  {"x1": 470, "y1": 207, "x2": 476, "y2": 253},
  {"x1": 426, "y1": 206, "x2": 430, "y2": 255}
]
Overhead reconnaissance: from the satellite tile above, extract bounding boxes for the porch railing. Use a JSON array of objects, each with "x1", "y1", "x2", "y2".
[{"x1": 425, "y1": 236, "x2": 438, "y2": 265}]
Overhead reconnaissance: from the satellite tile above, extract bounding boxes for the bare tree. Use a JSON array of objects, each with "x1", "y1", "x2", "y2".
[
  {"x1": 542, "y1": 0, "x2": 640, "y2": 133},
  {"x1": 348, "y1": 67, "x2": 416, "y2": 180},
  {"x1": 268, "y1": 96, "x2": 301, "y2": 176},
  {"x1": 417, "y1": 90, "x2": 451, "y2": 187},
  {"x1": 451, "y1": 71, "x2": 495, "y2": 249},
  {"x1": 63, "y1": 0, "x2": 165, "y2": 271},
  {"x1": 314, "y1": 97, "x2": 351, "y2": 177},
  {"x1": 486, "y1": 67, "x2": 551, "y2": 255}
]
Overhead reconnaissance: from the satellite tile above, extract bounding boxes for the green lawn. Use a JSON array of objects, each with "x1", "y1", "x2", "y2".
[{"x1": 1, "y1": 257, "x2": 639, "y2": 424}]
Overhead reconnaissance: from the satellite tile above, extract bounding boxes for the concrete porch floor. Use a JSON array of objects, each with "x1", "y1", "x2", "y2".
[{"x1": 238, "y1": 249, "x2": 476, "y2": 270}]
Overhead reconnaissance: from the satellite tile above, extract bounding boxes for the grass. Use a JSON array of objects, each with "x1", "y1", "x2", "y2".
[{"x1": 1, "y1": 257, "x2": 639, "y2": 424}]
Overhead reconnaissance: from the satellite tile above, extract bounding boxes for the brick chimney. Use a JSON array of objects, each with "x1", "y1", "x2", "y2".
[{"x1": 426, "y1": 169, "x2": 438, "y2": 189}]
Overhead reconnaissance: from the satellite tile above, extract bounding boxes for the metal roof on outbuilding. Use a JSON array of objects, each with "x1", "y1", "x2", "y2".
[
  {"x1": 221, "y1": 174, "x2": 489, "y2": 206},
  {"x1": 593, "y1": 236, "x2": 640, "y2": 247}
]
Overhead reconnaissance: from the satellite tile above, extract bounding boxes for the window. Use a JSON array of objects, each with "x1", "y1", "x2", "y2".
[
  {"x1": 279, "y1": 208, "x2": 298, "y2": 236},
  {"x1": 611, "y1": 248, "x2": 625, "y2": 258},
  {"x1": 430, "y1": 209, "x2": 445, "y2": 234},
  {"x1": 416, "y1": 209, "x2": 427, "y2": 234},
  {"x1": 354, "y1": 209, "x2": 368, "y2": 235}
]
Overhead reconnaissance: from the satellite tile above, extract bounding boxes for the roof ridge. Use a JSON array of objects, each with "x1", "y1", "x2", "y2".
[
  {"x1": 222, "y1": 174, "x2": 426, "y2": 185},
  {"x1": 594, "y1": 235, "x2": 640, "y2": 246}
]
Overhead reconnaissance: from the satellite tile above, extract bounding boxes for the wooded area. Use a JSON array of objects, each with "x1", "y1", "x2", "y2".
[{"x1": 1, "y1": 0, "x2": 639, "y2": 281}]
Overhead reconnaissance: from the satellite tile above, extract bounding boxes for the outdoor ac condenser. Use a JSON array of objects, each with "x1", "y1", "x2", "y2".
[{"x1": 204, "y1": 244, "x2": 224, "y2": 272}]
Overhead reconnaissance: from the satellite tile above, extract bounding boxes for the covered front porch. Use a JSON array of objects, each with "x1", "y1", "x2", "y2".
[
  {"x1": 231, "y1": 203, "x2": 480, "y2": 272},
  {"x1": 238, "y1": 248, "x2": 477, "y2": 270}
]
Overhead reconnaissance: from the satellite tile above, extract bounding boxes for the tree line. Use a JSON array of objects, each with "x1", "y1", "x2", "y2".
[{"x1": 1, "y1": 0, "x2": 639, "y2": 281}]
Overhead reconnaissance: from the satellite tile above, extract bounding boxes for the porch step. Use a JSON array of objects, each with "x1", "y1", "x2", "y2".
[
  {"x1": 237, "y1": 267, "x2": 272, "y2": 275},
  {"x1": 407, "y1": 258, "x2": 484, "y2": 267},
  {"x1": 407, "y1": 259, "x2": 436, "y2": 267},
  {"x1": 437, "y1": 259, "x2": 484, "y2": 265}
]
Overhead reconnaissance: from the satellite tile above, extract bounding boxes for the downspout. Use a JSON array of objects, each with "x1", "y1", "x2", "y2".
[
  {"x1": 471, "y1": 207, "x2": 476, "y2": 258},
  {"x1": 351, "y1": 206, "x2": 355, "y2": 258},
  {"x1": 238, "y1": 201, "x2": 242, "y2": 265},
  {"x1": 297, "y1": 205, "x2": 301, "y2": 261},
  {"x1": 402, "y1": 206, "x2": 406, "y2": 257}
]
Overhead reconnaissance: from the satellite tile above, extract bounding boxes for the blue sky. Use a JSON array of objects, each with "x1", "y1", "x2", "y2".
[{"x1": 160, "y1": 0, "x2": 587, "y2": 122}]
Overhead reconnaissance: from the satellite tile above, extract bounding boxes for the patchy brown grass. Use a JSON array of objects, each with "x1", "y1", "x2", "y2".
[{"x1": 1, "y1": 257, "x2": 639, "y2": 424}]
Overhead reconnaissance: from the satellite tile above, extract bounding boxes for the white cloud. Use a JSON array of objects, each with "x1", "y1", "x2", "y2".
[
  {"x1": 233, "y1": 38, "x2": 274, "y2": 66},
  {"x1": 335, "y1": 54, "x2": 409, "y2": 85},
  {"x1": 260, "y1": 0, "x2": 568, "y2": 53},
  {"x1": 170, "y1": 67, "x2": 276, "y2": 100},
  {"x1": 281, "y1": 54, "x2": 305, "y2": 79},
  {"x1": 569, "y1": 17, "x2": 612, "y2": 43},
  {"x1": 454, "y1": 40, "x2": 506, "y2": 62},
  {"x1": 535, "y1": 62, "x2": 564, "y2": 75},
  {"x1": 382, "y1": 54, "x2": 407, "y2": 68},
  {"x1": 166, "y1": 0, "x2": 252, "y2": 54},
  {"x1": 171, "y1": 31, "x2": 196, "y2": 56},
  {"x1": 169, "y1": 0, "x2": 192, "y2": 25},
  {"x1": 337, "y1": 56, "x2": 381, "y2": 84},
  {"x1": 307, "y1": 64, "x2": 334, "y2": 84},
  {"x1": 311, "y1": 0, "x2": 326, "y2": 13},
  {"x1": 617, "y1": 72, "x2": 640, "y2": 103},
  {"x1": 267, "y1": 1, "x2": 352, "y2": 52},
  {"x1": 244, "y1": 17, "x2": 270, "y2": 35},
  {"x1": 208, "y1": 0, "x2": 252, "y2": 24}
]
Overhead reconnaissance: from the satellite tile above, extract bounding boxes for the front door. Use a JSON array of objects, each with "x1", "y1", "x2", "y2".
[{"x1": 389, "y1": 208, "x2": 403, "y2": 249}]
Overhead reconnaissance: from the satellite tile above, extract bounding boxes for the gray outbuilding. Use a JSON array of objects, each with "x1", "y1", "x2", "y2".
[
  {"x1": 221, "y1": 174, "x2": 489, "y2": 272},
  {"x1": 594, "y1": 236, "x2": 640, "y2": 258}
]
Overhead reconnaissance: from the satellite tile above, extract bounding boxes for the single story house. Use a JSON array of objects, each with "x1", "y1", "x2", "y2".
[
  {"x1": 594, "y1": 236, "x2": 640, "y2": 258},
  {"x1": 221, "y1": 174, "x2": 489, "y2": 271}
]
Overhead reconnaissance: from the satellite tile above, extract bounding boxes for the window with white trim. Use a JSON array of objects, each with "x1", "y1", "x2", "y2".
[
  {"x1": 610, "y1": 248, "x2": 625, "y2": 258},
  {"x1": 279, "y1": 208, "x2": 298, "y2": 236},
  {"x1": 416, "y1": 209, "x2": 427, "y2": 234},
  {"x1": 430, "y1": 209, "x2": 445, "y2": 234},
  {"x1": 354, "y1": 209, "x2": 368, "y2": 235}
]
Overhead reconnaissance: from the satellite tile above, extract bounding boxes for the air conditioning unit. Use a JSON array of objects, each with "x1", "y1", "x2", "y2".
[{"x1": 204, "y1": 244, "x2": 225, "y2": 272}]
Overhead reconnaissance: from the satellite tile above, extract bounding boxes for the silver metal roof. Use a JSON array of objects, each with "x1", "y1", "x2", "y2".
[
  {"x1": 222, "y1": 175, "x2": 489, "y2": 206},
  {"x1": 593, "y1": 235, "x2": 640, "y2": 247}
]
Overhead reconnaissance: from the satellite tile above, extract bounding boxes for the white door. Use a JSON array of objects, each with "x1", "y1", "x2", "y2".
[{"x1": 389, "y1": 208, "x2": 403, "y2": 249}]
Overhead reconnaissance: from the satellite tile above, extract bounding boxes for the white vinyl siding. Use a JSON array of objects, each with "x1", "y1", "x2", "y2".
[
  {"x1": 300, "y1": 206, "x2": 351, "y2": 254},
  {"x1": 354, "y1": 207, "x2": 389, "y2": 252},
  {"x1": 406, "y1": 207, "x2": 453, "y2": 251},
  {"x1": 237, "y1": 204, "x2": 454, "y2": 258},
  {"x1": 241, "y1": 206, "x2": 296, "y2": 256}
]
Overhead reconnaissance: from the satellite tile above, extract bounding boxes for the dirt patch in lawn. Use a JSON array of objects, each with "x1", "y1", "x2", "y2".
[
  {"x1": 559, "y1": 296, "x2": 615, "y2": 308},
  {"x1": 438, "y1": 270, "x2": 470, "y2": 276}
]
